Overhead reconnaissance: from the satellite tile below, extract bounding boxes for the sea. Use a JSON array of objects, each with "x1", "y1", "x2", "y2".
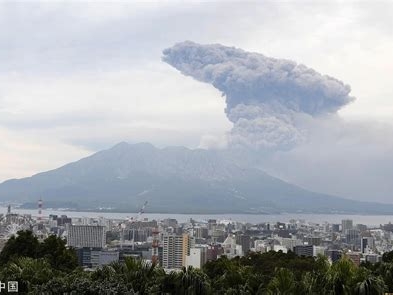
[{"x1": 1, "y1": 207, "x2": 392, "y2": 227}]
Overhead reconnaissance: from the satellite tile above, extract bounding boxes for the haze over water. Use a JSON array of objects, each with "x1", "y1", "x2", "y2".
[{"x1": 2, "y1": 207, "x2": 392, "y2": 227}]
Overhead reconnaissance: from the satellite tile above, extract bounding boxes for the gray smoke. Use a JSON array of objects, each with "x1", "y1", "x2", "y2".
[{"x1": 163, "y1": 41, "x2": 355, "y2": 149}]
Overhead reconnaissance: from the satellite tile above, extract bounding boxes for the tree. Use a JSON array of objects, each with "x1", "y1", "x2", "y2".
[
  {"x1": 382, "y1": 251, "x2": 393, "y2": 263},
  {"x1": 267, "y1": 268, "x2": 297, "y2": 295},
  {"x1": 0, "y1": 230, "x2": 39, "y2": 264},
  {"x1": 355, "y1": 275, "x2": 386, "y2": 295},
  {"x1": 0, "y1": 257, "x2": 53, "y2": 293},
  {"x1": 38, "y1": 234, "x2": 78, "y2": 271},
  {"x1": 106, "y1": 257, "x2": 163, "y2": 294},
  {"x1": 178, "y1": 266, "x2": 210, "y2": 295}
]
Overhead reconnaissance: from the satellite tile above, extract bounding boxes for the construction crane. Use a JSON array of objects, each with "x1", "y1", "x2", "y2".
[{"x1": 120, "y1": 201, "x2": 148, "y2": 250}]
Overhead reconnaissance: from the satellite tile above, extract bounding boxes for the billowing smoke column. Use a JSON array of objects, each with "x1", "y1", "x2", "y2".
[{"x1": 163, "y1": 41, "x2": 355, "y2": 149}]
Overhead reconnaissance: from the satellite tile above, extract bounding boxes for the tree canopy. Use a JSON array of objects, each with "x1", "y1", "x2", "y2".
[{"x1": 0, "y1": 231, "x2": 392, "y2": 294}]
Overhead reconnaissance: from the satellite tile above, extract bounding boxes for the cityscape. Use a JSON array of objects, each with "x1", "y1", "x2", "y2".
[{"x1": 2, "y1": 201, "x2": 393, "y2": 271}]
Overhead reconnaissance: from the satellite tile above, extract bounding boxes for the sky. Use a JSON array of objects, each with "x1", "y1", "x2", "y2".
[{"x1": 0, "y1": 1, "x2": 393, "y2": 202}]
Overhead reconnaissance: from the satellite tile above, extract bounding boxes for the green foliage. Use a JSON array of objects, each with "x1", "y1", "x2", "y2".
[
  {"x1": 0, "y1": 230, "x2": 40, "y2": 264},
  {"x1": 383, "y1": 250, "x2": 393, "y2": 263},
  {"x1": 162, "y1": 266, "x2": 210, "y2": 295},
  {"x1": 0, "y1": 230, "x2": 78, "y2": 272},
  {"x1": 38, "y1": 234, "x2": 78, "y2": 271},
  {"x1": 267, "y1": 268, "x2": 296, "y2": 294},
  {"x1": 1, "y1": 237, "x2": 393, "y2": 294},
  {"x1": 0, "y1": 257, "x2": 54, "y2": 293}
]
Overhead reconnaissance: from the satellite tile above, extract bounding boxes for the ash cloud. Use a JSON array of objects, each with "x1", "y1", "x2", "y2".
[{"x1": 163, "y1": 41, "x2": 355, "y2": 149}]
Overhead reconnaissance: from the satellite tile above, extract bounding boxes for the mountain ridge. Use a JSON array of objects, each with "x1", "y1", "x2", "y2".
[{"x1": 0, "y1": 142, "x2": 392, "y2": 214}]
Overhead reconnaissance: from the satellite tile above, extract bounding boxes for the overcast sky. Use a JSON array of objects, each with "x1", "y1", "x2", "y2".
[{"x1": 1, "y1": 1, "x2": 392, "y2": 202}]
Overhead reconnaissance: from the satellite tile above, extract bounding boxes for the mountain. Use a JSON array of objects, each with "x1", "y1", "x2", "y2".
[{"x1": 0, "y1": 142, "x2": 392, "y2": 214}]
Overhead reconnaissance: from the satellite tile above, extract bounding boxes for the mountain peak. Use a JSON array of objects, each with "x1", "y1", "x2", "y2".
[
  {"x1": 0, "y1": 142, "x2": 392, "y2": 214},
  {"x1": 111, "y1": 142, "x2": 156, "y2": 150}
]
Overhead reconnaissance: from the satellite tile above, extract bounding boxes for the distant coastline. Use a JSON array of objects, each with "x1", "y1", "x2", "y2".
[
  {"x1": 1, "y1": 206, "x2": 392, "y2": 226},
  {"x1": 14, "y1": 204, "x2": 393, "y2": 215}
]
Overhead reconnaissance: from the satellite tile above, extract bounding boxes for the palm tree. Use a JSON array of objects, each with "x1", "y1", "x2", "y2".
[
  {"x1": 1, "y1": 257, "x2": 53, "y2": 293},
  {"x1": 267, "y1": 268, "x2": 296, "y2": 295},
  {"x1": 326, "y1": 257, "x2": 357, "y2": 294},
  {"x1": 173, "y1": 266, "x2": 210, "y2": 295},
  {"x1": 298, "y1": 272, "x2": 318, "y2": 294},
  {"x1": 109, "y1": 256, "x2": 163, "y2": 294},
  {"x1": 354, "y1": 275, "x2": 386, "y2": 295}
]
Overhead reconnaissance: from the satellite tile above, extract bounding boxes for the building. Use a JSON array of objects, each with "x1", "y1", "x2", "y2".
[
  {"x1": 294, "y1": 245, "x2": 314, "y2": 257},
  {"x1": 67, "y1": 225, "x2": 106, "y2": 248},
  {"x1": 162, "y1": 219, "x2": 178, "y2": 228},
  {"x1": 361, "y1": 236, "x2": 374, "y2": 254},
  {"x1": 365, "y1": 254, "x2": 382, "y2": 264},
  {"x1": 211, "y1": 230, "x2": 226, "y2": 243},
  {"x1": 342, "y1": 219, "x2": 353, "y2": 233},
  {"x1": 236, "y1": 234, "x2": 251, "y2": 254},
  {"x1": 313, "y1": 246, "x2": 326, "y2": 257},
  {"x1": 304, "y1": 236, "x2": 322, "y2": 246},
  {"x1": 185, "y1": 247, "x2": 207, "y2": 268},
  {"x1": 254, "y1": 240, "x2": 266, "y2": 253},
  {"x1": 91, "y1": 250, "x2": 119, "y2": 268},
  {"x1": 76, "y1": 247, "x2": 100, "y2": 267},
  {"x1": 325, "y1": 250, "x2": 342, "y2": 263},
  {"x1": 76, "y1": 248, "x2": 119, "y2": 268},
  {"x1": 346, "y1": 252, "x2": 361, "y2": 266},
  {"x1": 206, "y1": 244, "x2": 224, "y2": 261},
  {"x1": 332, "y1": 224, "x2": 340, "y2": 232},
  {"x1": 273, "y1": 245, "x2": 288, "y2": 253},
  {"x1": 345, "y1": 229, "x2": 360, "y2": 245},
  {"x1": 222, "y1": 235, "x2": 243, "y2": 258},
  {"x1": 279, "y1": 238, "x2": 302, "y2": 251},
  {"x1": 194, "y1": 227, "x2": 209, "y2": 239},
  {"x1": 118, "y1": 244, "x2": 153, "y2": 263},
  {"x1": 357, "y1": 224, "x2": 368, "y2": 232},
  {"x1": 162, "y1": 233, "x2": 190, "y2": 269}
]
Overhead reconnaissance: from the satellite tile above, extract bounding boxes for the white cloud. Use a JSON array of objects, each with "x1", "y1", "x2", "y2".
[{"x1": 0, "y1": 126, "x2": 90, "y2": 181}]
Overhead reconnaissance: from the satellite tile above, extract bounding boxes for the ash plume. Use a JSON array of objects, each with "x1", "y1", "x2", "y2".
[{"x1": 163, "y1": 41, "x2": 355, "y2": 149}]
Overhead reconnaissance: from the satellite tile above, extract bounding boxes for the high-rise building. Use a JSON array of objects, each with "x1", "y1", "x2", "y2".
[
  {"x1": 67, "y1": 225, "x2": 106, "y2": 248},
  {"x1": 361, "y1": 236, "x2": 374, "y2": 254},
  {"x1": 194, "y1": 227, "x2": 209, "y2": 239},
  {"x1": 332, "y1": 224, "x2": 340, "y2": 232},
  {"x1": 342, "y1": 219, "x2": 353, "y2": 233},
  {"x1": 162, "y1": 233, "x2": 190, "y2": 269},
  {"x1": 236, "y1": 234, "x2": 251, "y2": 254},
  {"x1": 345, "y1": 229, "x2": 360, "y2": 244}
]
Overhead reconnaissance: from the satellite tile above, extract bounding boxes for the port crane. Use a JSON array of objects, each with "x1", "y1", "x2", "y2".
[{"x1": 120, "y1": 201, "x2": 148, "y2": 250}]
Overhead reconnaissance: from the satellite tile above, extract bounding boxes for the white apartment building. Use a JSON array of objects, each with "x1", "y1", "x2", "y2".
[{"x1": 162, "y1": 233, "x2": 190, "y2": 269}]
